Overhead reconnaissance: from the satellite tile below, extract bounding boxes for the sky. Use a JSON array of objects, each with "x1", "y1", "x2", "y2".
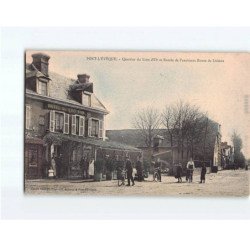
[{"x1": 26, "y1": 51, "x2": 250, "y2": 158}]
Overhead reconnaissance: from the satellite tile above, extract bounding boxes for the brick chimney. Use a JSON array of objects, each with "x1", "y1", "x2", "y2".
[
  {"x1": 32, "y1": 53, "x2": 50, "y2": 76},
  {"x1": 77, "y1": 74, "x2": 90, "y2": 84}
]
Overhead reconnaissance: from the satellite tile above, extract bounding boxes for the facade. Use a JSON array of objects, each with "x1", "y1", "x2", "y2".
[
  {"x1": 221, "y1": 142, "x2": 234, "y2": 169},
  {"x1": 25, "y1": 53, "x2": 141, "y2": 179}
]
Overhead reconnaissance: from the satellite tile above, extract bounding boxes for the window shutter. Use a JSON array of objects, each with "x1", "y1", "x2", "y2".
[
  {"x1": 49, "y1": 110, "x2": 55, "y2": 132},
  {"x1": 99, "y1": 120, "x2": 103, "y2": 138},
  {"x1": 79, "y1": 116, "x2": 85, "y2": 136},
  {"x1": 64, "y1": 113, "x2": 69, "y2": 134},
  {"x1": 72, "y1": 115, "x2": 76, "y2": 135},
  {"x1": 88, "y1": 118, "x2": 92, "y2": 137},
  {"x1": 25, "y1": 105, "x2": 31, "y2": 129}
]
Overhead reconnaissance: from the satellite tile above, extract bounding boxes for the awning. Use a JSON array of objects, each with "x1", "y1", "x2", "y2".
[{"x1": 43, "y1": 133, "x2": 141, "y2": 152}]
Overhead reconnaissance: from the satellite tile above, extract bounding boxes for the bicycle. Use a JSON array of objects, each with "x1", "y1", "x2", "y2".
[{"x1": 118, "y1": 169, "x2": 126, "y2": 186}]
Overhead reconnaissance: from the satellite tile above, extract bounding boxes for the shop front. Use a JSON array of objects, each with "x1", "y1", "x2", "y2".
[{"x1": 43, "y1": 133, "x2": 142, "y2": 180}]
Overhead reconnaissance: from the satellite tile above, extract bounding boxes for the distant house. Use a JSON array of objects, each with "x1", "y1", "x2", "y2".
[
  {"x1": 106, "y1": 120, "x2": 222, "y2": 169},
  {"x1": 221, "y1": 141, "x2": 234, "y2": 168},
  {"x1": 25, "y1": 53, "x2": 141, "y2": 179}
]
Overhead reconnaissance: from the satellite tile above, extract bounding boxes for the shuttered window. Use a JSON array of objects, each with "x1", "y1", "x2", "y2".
[
  {"x1": 64, "y1": 113, "x2": 69, "y2": 134},
  {"x1": 26, "y1": 105, "x2": 31, "y2": 129}
]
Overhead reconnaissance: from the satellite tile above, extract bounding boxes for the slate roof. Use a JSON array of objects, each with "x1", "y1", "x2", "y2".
[{"x1": 25, "y1": 63, "x2": 108, "y2": 113}]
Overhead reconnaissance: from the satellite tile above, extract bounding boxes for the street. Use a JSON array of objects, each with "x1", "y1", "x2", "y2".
[{"x1": 25, "y1": 169, "x2": 249, "y2": 197}]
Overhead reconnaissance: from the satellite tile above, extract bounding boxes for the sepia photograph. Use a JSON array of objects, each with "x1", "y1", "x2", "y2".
[{"x1": 24, "y1": 50, "x2": 250, "y2": 196}]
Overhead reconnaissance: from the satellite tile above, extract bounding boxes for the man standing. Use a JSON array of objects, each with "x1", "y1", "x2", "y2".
[
  {"x1": 126, "y1": 156, "x2": 135, "y2": 186},
  {"x1": 136, "y1": 156, "x2": 143, "y2": 182},
  {"x1": 154, "y1": 158, "x2": 162, "y2": 182},
  {"x1": 200, "y1": 163, "x2": 207, "y2": 183},
  {"x1": 186, "y1": 157, "x2": 195, "y2": 183}
]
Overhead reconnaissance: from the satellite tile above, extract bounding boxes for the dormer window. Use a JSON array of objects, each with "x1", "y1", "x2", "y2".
[
  {"x1": 37, "y1": 80, "x2": 47, "y2": 96},
  {"x1": 82, "y1": 92, "x2": 91, "y2": 106}
]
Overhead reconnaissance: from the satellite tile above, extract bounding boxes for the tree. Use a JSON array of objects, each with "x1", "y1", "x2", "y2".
[
  {"x1": 231, "y1": 130, "x2": 245, "y2": 168},
  {"x1": 162, "y1": 100, "x2": 211, "y2": 165},
  {"x1": 132, "y1": 106, "x2": 161, "y2": 167}
]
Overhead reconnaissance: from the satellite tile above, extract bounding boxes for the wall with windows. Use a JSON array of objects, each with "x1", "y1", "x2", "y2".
[
  {"x1": 25, "y1": 98, "x2": 105, "y2": 139},
  {"x1": 25, "y1": 99, "x2": 48, "y2": 138}
]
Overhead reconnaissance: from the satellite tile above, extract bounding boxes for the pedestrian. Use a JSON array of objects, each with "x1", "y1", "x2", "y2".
[
  {"x1": 186, "y1": 157, "x2": 195, "y2": 183},
  {"x1": 245, "y1": 164, "x2": 248, "y2": 171},
  {"x1": 51, "y1": 153, "x2": 57, "y2": 178},
  {"x1": 136, "y1": 156, "x2": 143, "y2": 182},
  {"x1": 176, "y1": 163, "x2": 182, "y2": 183},
  {"x1": 125, "y1": 156, "x2": 135, "y2": 186},
  {"x1": 55, "y1": 154, "x2": 63, "y2": 178},
  {"x1": 200, "y1": 163, "x2": 207, "y2": 183},
  {"x1": 154, "y1": 158, "x2": 162, "y2": 182}
]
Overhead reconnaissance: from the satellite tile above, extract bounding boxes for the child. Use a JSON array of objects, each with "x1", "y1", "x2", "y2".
[{"x1": 200, "y1": 164, "x2": 207, "y2": 183}]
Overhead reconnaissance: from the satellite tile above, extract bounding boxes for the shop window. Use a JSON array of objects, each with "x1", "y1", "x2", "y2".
[{"x1": 29, "y1": 149, "x2": 38, "y2": 167}]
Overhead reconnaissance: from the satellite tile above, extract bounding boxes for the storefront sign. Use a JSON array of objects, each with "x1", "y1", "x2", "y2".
[{"x1": 45, "y1": 103, "x2": 86, "y2": 116}]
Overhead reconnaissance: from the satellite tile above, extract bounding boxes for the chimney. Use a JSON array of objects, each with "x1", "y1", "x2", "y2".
[
  {"x1": 77, "y1": 74, "x2": 90, "y2": 84},
  {"x1": 32, "y1": 53, "x2": 50, "y2": 76}
]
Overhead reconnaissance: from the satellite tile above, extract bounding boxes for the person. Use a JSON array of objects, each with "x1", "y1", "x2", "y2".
[
  {"x1": 200, "y1": 163, "x2": 207, "y2": 183},
  {"x1": 55, "y1": 154, "x2": 63, "y2": 178},
  {"x1": 186, "y1": 157, "x2": 195, "y2": 183},
  {"x1": 154, "y1": 158, "x2": 162, "y2": 182},
  {"x1": 176, "y1": 163, "x2": 182, "y2": 183},
  {"x1": 125, "y1": 156, "x2": 135, "y2": 186},
  {"x1": 80, "y1": 156, "x2": 86, "y2": 179},
  {"x1": 245, "y1": 164, "x2": 248, "y2": 171},
  {"x1": 51, "y1": 153, "x2": 57, "y2": 178},
  {"x1": 136, "y1": 156, "x2": 143, "y2": 182}
]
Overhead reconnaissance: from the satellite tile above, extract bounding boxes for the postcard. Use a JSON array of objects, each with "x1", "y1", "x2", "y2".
[{"x1": 24, "y1": 50, "x2": 250, "y2": 196}]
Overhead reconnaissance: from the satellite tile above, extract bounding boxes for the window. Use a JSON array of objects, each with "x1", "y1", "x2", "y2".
[
  {"x1": 88, "y1": 118, "x2": 104, "y2": 138},
  {"x1": 55, "y1": 112, "x2": 64, "y2": 133},
  {"x1": 91, "y1": 119, "x2": 99, "y2": 137},
  {"x1": 71, "y1": 115, "x2": 85, "y2": 136},
  {"x1": 37, "y1": 81, "x2": 47, "y2": 95},
  {"x1": 49, "y1": 111, "x2": 69, "y2": 134},
  {"x1": 82, "y1": 92, "x2": 91, "y2": 106},
  {"x1": 26, "y1": 105, "x2": 31, "y2": 129}
]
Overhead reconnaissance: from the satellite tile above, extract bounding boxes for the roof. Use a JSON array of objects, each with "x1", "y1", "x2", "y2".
[
  {"x1": 43, "y1": 133, "x2": 141, "y2": 152},
  {"x1": 106, "y1": 129, "x2": 172, "y2": 148},
  {"x1": 106, "y1": 121, "x2": 220, "y2": 149},
  {"x1": 25, "y1": 63, "x2": 108, "y2": 113}
]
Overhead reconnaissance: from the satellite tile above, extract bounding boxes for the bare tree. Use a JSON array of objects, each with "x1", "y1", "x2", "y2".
[
  {"x1": 132, "y1": 106, "x2": 161, "y2": 166},
  {"x1": 162, "y1": 100, "x2": 211, "y2": 164}
]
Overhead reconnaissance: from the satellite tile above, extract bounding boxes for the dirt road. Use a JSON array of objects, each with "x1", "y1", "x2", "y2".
[{"x1": 25, "y1": 170, "x2": 249, "y2": 197}]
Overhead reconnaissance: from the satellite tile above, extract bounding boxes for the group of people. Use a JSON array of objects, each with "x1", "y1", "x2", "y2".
[{"x1": 175, "y1": 157, "x2": 207, "y2": 184}]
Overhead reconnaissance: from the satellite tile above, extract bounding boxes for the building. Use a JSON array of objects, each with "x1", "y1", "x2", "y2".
[
  {"x1": 221, "y1": 141, "x2": 234, "y2": 169},
  {"x1": 106, "y1": 121, "x2": 222, "y2": 171},
  {"x1": 25, "y1": 52, "x2": 141, "y2": 179}
]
